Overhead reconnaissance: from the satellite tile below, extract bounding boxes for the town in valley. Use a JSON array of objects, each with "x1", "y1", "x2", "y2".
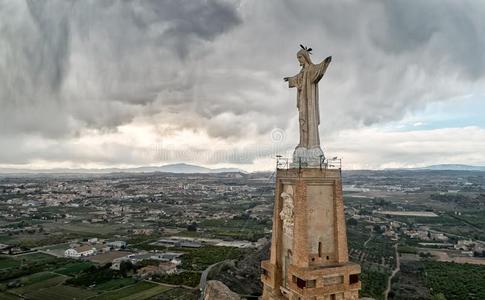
[{"x1": 0, "y1": 165, "x2": 484, "y2": 299}]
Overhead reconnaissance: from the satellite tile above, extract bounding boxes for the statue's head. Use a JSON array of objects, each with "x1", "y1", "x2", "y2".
[
  {"x1": 297, "y1": 47, "x2": 312, "y2": 66},
  {"x1": 281, "y1": 192, "x2": 293, "y2": 207}
]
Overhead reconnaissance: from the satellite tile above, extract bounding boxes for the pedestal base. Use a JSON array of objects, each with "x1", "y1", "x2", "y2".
[{"x1": 292, "y1": 146, "x2": 325, "y2": 167}]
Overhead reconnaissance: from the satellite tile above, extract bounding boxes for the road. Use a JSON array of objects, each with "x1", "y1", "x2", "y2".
[
  {"x1": 384, "y1": 242, "x2": 400, "y2": 300},
  {"x1": 198, "y1": 260, "x2": 232, "y2": 300}
]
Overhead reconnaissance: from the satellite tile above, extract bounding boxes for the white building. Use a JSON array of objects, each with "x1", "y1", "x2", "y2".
[
  {"x1": 107, "y1": 241, "x2": 127, "y2": 249},
  {"x1": 64, "y1": 245, "x2": 96, "y2": 258}
]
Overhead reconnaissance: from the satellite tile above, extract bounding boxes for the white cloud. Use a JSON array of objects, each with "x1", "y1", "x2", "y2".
[{"x1": 327, "y1": 126, "x2": 485, "y2": 169}]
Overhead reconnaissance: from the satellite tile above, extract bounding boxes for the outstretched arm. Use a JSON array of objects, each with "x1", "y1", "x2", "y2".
[
  {"x1": 284, "y1": 74, "x2": 300, "y2": 88},
  {"x1": 312, "y1": 56, "x2": 332, "y2": 83}
]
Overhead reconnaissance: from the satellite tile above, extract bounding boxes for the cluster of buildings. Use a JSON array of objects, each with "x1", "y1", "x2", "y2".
[
  {"x1": 109, "y1": 251, "x2": 183, "y2": 279},
  {"x1": 0, "y1": 172, "x2": 273, "y2": 235},
  {"x1": 64, "y1": 238, "x2": 127, "y2": 258},
  {"x1": 403, "y1": 226, "x2": 449, "y2": 242},
  {"x1": 61, "y1": 237, "x2": 184, "y2": 278},
  {"x1": 454, "y1": 240, "x2": 485, "y2": 257}
]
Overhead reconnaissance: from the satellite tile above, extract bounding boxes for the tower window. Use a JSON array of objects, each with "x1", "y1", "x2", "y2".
[
  {"x1": 350, "y1": 274, "x2": 360, "y2": 284},
  {"x1": 293, "y1": 276, "x2": 307, "y2": 289},
  {"x1": 296, "y1": 277, "x2": 306, "y2": 288}
]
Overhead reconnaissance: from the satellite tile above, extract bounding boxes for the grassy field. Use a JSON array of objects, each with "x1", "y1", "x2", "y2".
[
  {"x1": 17, "y1": 252, "x2": 58, "y2": 264},
  {"x1": 15, "y1": 271, "x2": 58, "y2": 286},
  {"x1": 93, "y1": 277, "x2": 136, "y2": 291},
  {"x1": 0, "y1": 292, "x2": 22, "y2": 299},
  {"x1": 24, "y1": 284, "x2": 97, "y2": 300},
  {"x1": 44, "y1": 222, "x2": 128, "y2": 236},
  {"x1": 91, "y1": 281, "x2": 159, "y2": 300},
  {"x1": 197, "y1": 218, "x2": 268, "y2": 241},
  {"x1": 86, "y1": 251, "x2": 131, "y2": 264},
  {"x1": 55, "y1": 261, "x2": 94, "y2": 276},
  {"x1": 118, "y1": 284, "x2": 172, "y2": 300},
  {"x1": 153, "y1": 287, "x2": 197, "y2": 300},
  {"x1": 0, "y1": 235, "x2": 16, "y2": 243},
  {"x1": 0, "y1": 256, "x2": 20, "y2": 270},
  {"x1": 11, "y1": 275, "x2": 66, "y2": 295}
]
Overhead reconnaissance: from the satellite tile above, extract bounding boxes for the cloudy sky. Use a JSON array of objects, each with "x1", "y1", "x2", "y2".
[{"x1": 1, "y1": 0, "x2": 485, "y2": 171}]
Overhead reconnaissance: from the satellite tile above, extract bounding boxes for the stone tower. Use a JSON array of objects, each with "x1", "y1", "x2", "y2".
[
  {"x1": 261, "y1": 167, "x2": 361, "y2": 300},
  {"x1": 261, "y1": 47, "x2": 361, "y2": 300}
]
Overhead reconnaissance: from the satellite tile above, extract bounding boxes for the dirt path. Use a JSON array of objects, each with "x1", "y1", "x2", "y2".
[
  {"x1": 363, "y1": 231, "x2": 373, "y2": 248},
  {"x1": 384, "y1": 243, "x2": 400, "y2": 300}
]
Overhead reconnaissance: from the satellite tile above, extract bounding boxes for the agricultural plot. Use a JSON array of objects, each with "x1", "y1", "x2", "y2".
[
  {"x1": 423, "y1": 261, "x2": 485, "y2": 300},
  {"x1": 11, "y1": 274, "x2": 66, "y2": 295},
  {"x1": 178, "y1": 245, "x2": 246, "y2": 271},
  {"x1": 17, "y1": 253, "x2": 58, "y2": 264},
  {"x1": 93, "y1": 277, "x2": 136, "y2": 291},
  {"x1": 153, "y1": 287, "x2": 198, "y2": 300},
  {"x1": 86, "y1": 251, "x2": 131, "y2": 264},
  {"x1": 118, "y1": 285, "x2": 172, "y2": 300},
  {"x1": 154, "y1": 271, "x2": 201, "y2": 287},
  {"x1": 44, "y1": 222, "x2": 128, "y2": 236},
  {"x1": 24, "y1": 284, "x2": 97, "y2": 300},
  {"x1": 91, "y1": 281, "x2": 159, "y2": 300},
  {"x1": 347, "y1": 223, "x2": 393, "y2": 300},
  {"x1": 0, "y1": 256, "x2": 20, "y2": 270},
  {"x1": 14, "y1": 271, "x2": 58, "y2": 287},
  {"x1": 55, "y1": 261, "x2": 94, "y2": 276},
  {"x1": 0, "y1": 292, "x2": 22, "y2": 299}
]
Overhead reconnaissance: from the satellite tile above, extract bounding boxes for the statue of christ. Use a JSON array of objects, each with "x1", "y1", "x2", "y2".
[{"x1": 284, "y1": 45, "x2": 331, "y2": 164}]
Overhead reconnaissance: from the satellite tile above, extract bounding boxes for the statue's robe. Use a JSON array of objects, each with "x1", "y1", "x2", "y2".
[{"x1": 287, "y1": 60, "x2": 330, "y2": 149}]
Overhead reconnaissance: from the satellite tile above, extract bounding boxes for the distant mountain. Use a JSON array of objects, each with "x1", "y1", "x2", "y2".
[
  {"x1": 0, "y1": 163, "x2": 246, "y2": 175},
  {"x1": 417, "y1": 164, "x2": 485, "y2": 171},
  {"x1": 144, "y1": 163, "x2": 245, "y2": 174}
]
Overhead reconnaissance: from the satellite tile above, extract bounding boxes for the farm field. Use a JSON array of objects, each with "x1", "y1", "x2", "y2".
[
  {"x1": 11, "y1": 274, "x2": 66, "y2": 295},
  {"x1": 0, "y1": 292, "x2": 22, "y2": 299},
  {"x1": 18, "y1": 253, "x2": 58, "y2": 263},
  {"x1": 423, "y1": 261, "x2": 485, "y2": 300},
  {"x1": 93, "y1": 277, "x2": 136, "y2": 291},
  {"x1": 118, "y1": 284, "x2": 172, "y2": 300},
  {"x1": 43, "y1": 223, "x2": 129, "y2": 236},
  {"x1": 0, "y1": 256, "x2": 20, "y2": 270},
  {"x1": 86, "y1": 251, "x2": 131, "y2": 264},
  {"x1": 55, "y1": 261, "x2": 95, "y2": 276},
  {"x1": 0, "y1": 252, "x2": 59, "y2": 271},
  {"x1": 24, "y1": 284, "x2": 97, "y2": 300},
  {"x1": 153, "y1": 287, "x2": 198, "y2": 299},
  {"x1": 90, "y1": 281, "x2": 161, "y2": 300}
]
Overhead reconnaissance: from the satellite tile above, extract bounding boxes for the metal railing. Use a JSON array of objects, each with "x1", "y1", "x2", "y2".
[{"x1": 275, "y1": 155, "x2": 342, "y2": 170}]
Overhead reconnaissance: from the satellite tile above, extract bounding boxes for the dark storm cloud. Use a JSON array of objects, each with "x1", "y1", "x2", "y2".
[
  {"x1": 371, "y1": 1, "x2": 485, "y2": 79},
  {"x1": 0, "y1": 0, "x2": 241, "y2": 138},
  {"x1": 172, "y1": 0, "x2": 485, "y2": 140},
  {"x1": 1, "y1": 0, "x2": 485, "y2": 166}
]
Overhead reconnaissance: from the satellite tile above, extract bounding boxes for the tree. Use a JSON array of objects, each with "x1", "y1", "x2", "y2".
[
  {"x1": 347, "y1": 218, "x2": 358, "y2": 226},
  {"x1": 431, "y1": 293, "x2": 447, "y2": 300},
  {"x1": 187, "y1": 222, "x2": 198, "y2": 232},
  {"x1": 119, "y1": 260, "x2": 134, "y2": 277}
]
